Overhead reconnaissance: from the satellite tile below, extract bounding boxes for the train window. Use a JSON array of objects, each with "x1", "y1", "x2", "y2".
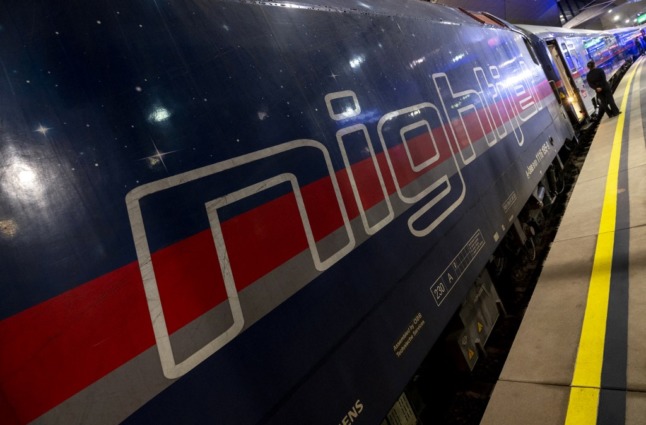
[
  {"x1": 560, "y1": 42, "x2": 576, "y2": 70},
  {"x1": 584, "y1": 36, "x2": 611, "y2": 64},
  {"x1": 565, "y1": 42, "x2": 582, "y2": 70}
]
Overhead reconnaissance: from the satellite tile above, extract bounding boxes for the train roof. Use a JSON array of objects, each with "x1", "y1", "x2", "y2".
[
  {"x1": 255, "y1": 0, "x2": 514, "y2": 29},
  {"x1": 517, "y1": 24, "x2": 614, "y2": 39},
  {"x1": 519, "y1": 24, "x2": 646, "y2": 45},
  {"x1": 605, "y1": 26, "x2": 643, "y2": 36}
]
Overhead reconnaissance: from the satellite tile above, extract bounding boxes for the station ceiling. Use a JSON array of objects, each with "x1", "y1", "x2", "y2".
[{"x1": 433, "y1": 0, "x2": 646, "y2": 30}]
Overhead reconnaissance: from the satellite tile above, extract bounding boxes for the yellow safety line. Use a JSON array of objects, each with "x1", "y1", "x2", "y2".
[{"x1": 564, "y1": 63, "x2": 640, "y2": 425}]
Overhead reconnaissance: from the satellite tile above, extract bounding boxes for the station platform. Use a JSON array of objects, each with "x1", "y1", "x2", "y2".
[{"x1": 481, "y1": 57, "x2": 646, "y2": 424}]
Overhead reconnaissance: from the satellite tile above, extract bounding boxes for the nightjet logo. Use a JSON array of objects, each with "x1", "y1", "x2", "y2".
[{"x1": 127, "y1": 60, "x2": 542, "y2": 379}]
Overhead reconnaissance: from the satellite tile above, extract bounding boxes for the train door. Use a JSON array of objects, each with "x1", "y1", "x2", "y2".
[{"x1": 546, "y1": 40, "x2": 587, "y2": 124}]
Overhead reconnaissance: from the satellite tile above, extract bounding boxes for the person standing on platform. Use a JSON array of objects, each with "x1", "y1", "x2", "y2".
[{"x1": 586, "y1": 60, "x2": 621, "y2": 118}]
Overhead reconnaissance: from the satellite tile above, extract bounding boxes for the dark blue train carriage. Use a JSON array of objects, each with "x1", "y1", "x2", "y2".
[{"x1": 0, "y1": 1, "x2": 578, "y2": 424}]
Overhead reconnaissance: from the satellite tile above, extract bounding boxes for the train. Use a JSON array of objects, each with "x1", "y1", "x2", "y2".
[
  {"x1": 518, "y1": 24, "x2": 642, "y2": 124},
  {"x1": 0, "y1": 1, "x2": 638, "y2": 424}
]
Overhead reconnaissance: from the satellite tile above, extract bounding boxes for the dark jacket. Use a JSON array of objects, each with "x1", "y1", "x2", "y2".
[{"x1": 586, "y1": 67, "x2": 610, "y2": 91}]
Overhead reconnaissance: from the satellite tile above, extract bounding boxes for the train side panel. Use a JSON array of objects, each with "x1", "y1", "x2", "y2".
[{"x1": 0, "y1": 1, "x2": 572, "y2": 424}]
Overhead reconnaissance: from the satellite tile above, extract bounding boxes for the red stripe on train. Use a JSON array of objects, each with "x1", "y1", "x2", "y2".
[
  {"x1": 0, "y1": 158, "x2": 387, "y2": 424},
  {"x1": 0, "y1": 263, "x2": 154, "y2": 424}
]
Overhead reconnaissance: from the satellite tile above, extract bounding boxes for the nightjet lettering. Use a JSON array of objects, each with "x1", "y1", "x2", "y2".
[
  {"x1": 129, "y1": 56, "x2": 545, "y2": 379},
  {"x1": 338, "y1": 399, "x2": 364, "y2": 425}
]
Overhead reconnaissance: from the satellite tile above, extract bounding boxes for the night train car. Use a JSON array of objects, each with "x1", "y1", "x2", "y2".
[
  {"x1": 0, "y1": 1, "x2": 574, "y2": 424},
  {"x1": 608, "y1": 27, "x2": 645, "y2": 61},
  {"x1": 519, "y1": 24, "x2": 634, "y2": 125}
]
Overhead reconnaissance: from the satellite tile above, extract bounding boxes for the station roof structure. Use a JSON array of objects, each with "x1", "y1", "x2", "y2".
[{"x1": 432, "y1": 0, "x2": 646, "y2": 30}]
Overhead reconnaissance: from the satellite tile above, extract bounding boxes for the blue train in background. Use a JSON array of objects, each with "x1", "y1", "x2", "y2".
[{"x1": 0, "y1": 1, "x2": 637, "y2": 424}]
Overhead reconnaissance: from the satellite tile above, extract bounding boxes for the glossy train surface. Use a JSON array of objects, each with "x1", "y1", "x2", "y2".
[{"x1": 0, "y1": 1, "x2": 613, "y2": 424}]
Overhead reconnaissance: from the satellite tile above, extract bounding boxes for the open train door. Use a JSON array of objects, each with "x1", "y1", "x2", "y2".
[{"x1": 546, "y1": 40, "x2": 588, "y2": 125}]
